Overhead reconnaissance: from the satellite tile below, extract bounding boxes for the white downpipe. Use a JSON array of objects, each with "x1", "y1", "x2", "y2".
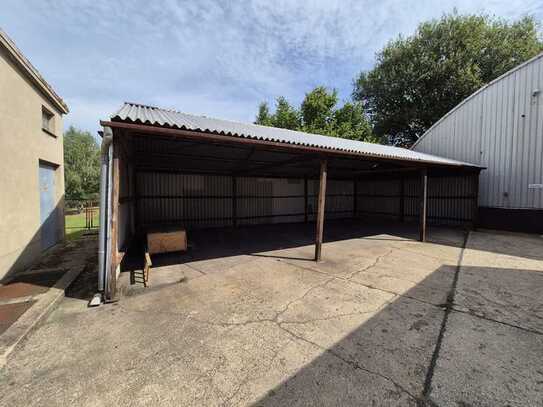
[{"x1": 98, "y1": 127, "x2": 113, "y2": 294}]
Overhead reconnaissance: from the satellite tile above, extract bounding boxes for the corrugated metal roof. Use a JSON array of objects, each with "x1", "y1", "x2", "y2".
[{"x1": 111, "y1": 102, "x2": 482, "y2": 168}]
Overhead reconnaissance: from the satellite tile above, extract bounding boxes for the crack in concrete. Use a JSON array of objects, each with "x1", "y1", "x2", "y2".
[
  {"x1": 279, "y1": 257, "x2": 444, "y2": 310},
  {"x1": 450, "y1": 307, "x2": 543, "y2": 336},
  {"x1": 220, "y1": 337, "x2": 294, "y2": 406},
  {"x1": 273, "y1": 277, "x2": 336, "y2": 322},
  {"x1": 347, "y1": 248, "x2": 394, "y2": 280},
  {"x1": 186, "y1": 277, "x2": 337, "y2": 328},
  {"x1": 280, "y1": 309, "x2": 382, "y2": 325},
  {"x1": 192, "y1": 356, "x2": 230, "y2": 402},
  {"x1": 389, "y1": 245, "x2": 459, "y2": 263},
  {"x1": 119, "y1": 246, "x2": 456, "y2": 406},
  {"x1": 274, "y1": 323, "x2": 422, "y2": 403},
  {"x1": 121, "y1": 268, "x2": 421, "y2": 403}
]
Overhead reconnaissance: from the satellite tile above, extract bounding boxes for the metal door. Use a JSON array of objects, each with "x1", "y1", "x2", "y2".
[{"x1": 39, "y1": 162, "x2": 58, "y2": 249}]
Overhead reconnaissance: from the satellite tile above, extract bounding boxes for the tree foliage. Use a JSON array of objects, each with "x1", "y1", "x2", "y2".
[
  {"x1": 353, "y1": 13, "x2": 543, "y2": 146},
  {"x1": 64, "y1": 126, "x2": 100, "y2": 201},
  {"x1": 255, "y1": 86, "x2": 376, "y2": 142}
]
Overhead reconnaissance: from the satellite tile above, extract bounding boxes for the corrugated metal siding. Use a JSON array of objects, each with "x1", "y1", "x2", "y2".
[
  {"x1": 135, "y1": 172, "x2": 476, "y2": 229},
  {"x1": 136, "y1": 173, "x2": 355, "y2": 229},
  {"x1": 357, "y1": 175, "x2": 476, "y2": 226},
  {"x1": 237, "y1": 177, "x2": 305, "y2": 225},
  {"x1": 414, "y1": 54, "x2": 543, "y2": 209},
  {"x1": 327, "y1": 180, "x2": 355, "y2": 219},
  {"x1": 137, "y1": 172, "x2": 233, "y2": 229},
  {"x1": 357, "y1": 179, "x2": 401, "y2": 217}
]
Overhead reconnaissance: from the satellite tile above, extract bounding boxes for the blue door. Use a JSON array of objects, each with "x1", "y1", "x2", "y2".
[{"x1": 39, "y1": 163, "x2": 58, "y2": 250}]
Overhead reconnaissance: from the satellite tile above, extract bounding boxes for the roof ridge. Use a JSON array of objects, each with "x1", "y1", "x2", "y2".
[{"x1": 121, "y1": 101, "x2": 376, "y2": 143}]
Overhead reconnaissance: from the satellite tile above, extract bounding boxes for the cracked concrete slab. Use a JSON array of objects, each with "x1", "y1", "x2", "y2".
[
  {"x1": 454, "y1": 231, "x2": 543, "y2": 333},
  {"x1": 428, "y1": 311, "x2": 543, "y2": 407},
  {"x1": 280, "y1": 293, "x2": 445, "y2": 401},
  {"x1": 0, "y1": 223, "x2": 541, "y2": 406}
]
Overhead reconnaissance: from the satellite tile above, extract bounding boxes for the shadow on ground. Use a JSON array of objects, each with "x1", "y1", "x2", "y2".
[
  {"x1": 249, "y1": 263, "x2": 543, "y2": 406},
  {"x1": 0, "y1": 233, "x2": 98, "y2": 302},
  {"x1": 1, "y1": 224, "x2": 542, "y2": 407},
  {"x1": 121, "y1": 218, "x2": 463, "y2": 273}
]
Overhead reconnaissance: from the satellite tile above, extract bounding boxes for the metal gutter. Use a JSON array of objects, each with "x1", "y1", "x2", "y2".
[{"x1": 97, "y1": 127, "x2": 113, "y2": 297}]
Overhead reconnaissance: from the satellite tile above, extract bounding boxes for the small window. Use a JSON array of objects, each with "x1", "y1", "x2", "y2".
[{"x1": 42, "y1": 106, "x2": 55, "y2": 136}]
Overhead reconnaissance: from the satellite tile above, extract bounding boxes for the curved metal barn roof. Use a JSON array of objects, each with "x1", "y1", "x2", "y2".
[
  {"x1": 109, "y1": 102, "x2": 482, "y2": 169},
  {"x1": 412, "y1": 51, "x2": 543, "y2": 149}
]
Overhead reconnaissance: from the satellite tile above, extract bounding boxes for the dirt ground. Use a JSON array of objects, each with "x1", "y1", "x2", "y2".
[{"x1": 0, "y1": 221, "x2": 541, "y2": 406}]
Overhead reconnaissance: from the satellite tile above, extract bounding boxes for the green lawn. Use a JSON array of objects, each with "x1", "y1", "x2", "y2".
[{"x1": 65, "y1": 209, "x2": 99, "y2": 241}]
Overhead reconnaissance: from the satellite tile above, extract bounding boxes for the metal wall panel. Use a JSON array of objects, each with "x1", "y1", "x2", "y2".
[
  {"x1": 135, "y1": 171, "x2": 476, "y2": 230},
  {"x1": 137, "y1": 172, "x2": 233, "y2": 229},
  {"x1": 322, "y1": 180, "x2": 354, "y2": 220},
  {"x1": 357, "y1": 178, "x2": 401, "y2": 218},
  {"x1": 414, "y1": 54, "x2": 543, "y2": 209},
  {"x1": 357, "y1": 175, "x2": 476, "y2": 226},
  {"x1": 236, "y1": 177, "x2": 306, "y2": 225},
  {"x1": 136, "y1": 173, "x2": 355, "y2": 230}
]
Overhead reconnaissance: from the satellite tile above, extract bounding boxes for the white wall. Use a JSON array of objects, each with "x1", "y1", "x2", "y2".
[{"x1": 413, "y1": 53, "x2": 543, "y2": 210}]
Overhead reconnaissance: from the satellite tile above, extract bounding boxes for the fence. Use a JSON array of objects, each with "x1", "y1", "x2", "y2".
[{"x1": 65, "y1": 200, "x2": 100, "y2": 237}]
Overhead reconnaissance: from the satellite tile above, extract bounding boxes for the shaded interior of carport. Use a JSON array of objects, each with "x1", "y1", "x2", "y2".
[{"x1": 100, "y1": 120, "x2": 482, "y2": 301}]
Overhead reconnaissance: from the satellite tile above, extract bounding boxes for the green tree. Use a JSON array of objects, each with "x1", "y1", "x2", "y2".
[
  {"x1": 300, "y1": 86, "x2": 338, "y2": 133},
  {"x1": 64, "y1": 126, "x2": 100, "y2": 201},
  {"x1": 354, "y1": 13, "x2": 543, "y2": 146},
  {"x1": 255, "y1": 87, "x2": 376, "y2": 142},
  {"x1": 255, "y1": 102, "x2": 273, "y2": 126},
  {"x1": 332, "y1": 102, "x2": 377, "y2": 142},
  {"x1": 271, "y1": 96, "x2": 301, "y2": 130}
]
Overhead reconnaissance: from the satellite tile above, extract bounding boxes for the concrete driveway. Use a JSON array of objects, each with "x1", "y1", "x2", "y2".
[{"x1": 0, "y1": 222, "x2": 542, "y2": 406}]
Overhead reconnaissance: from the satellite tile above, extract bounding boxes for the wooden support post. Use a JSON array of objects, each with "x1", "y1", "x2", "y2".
[
  {"x1": 419, "y1": 169, "x2": 428, "y2": 242},
  {"x1": 304, "y1": 177, "x2": 308, "y2": 223},
  {"x1": 353, "y1": 179, "x2": 357, "y2": 219},
  {"x1": 399, "y1": 177, "x2": 405, "y2": 223},
  {"x1": 134, "y1": 168, "x2": 139, "y2": 236},
  {"x1": 315, "y1": 159, "x2": 328, "y2": 261},
  {"x1": 128, "y1": 164, "x2": 136, "y2": 236},
  {"x1": 232, "y1": 176, "x2": 237, "y2": 228},
  {"x1": 107, "y1": 137, "x2": 120, "y2": 301}
]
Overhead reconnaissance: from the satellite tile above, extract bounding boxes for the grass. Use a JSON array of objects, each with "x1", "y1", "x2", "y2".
[{"x1": 65, "y1": 209, "x2": 99, "y2": 241}]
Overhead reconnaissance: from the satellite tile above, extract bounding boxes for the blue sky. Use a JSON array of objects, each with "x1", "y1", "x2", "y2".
[{"x1": 2, "y1": 0, "x2": 542, "y2": 135}]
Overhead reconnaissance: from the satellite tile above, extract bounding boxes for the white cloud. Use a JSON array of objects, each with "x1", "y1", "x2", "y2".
[{"x1": 1, "y1": 0, "x2": 541, "y2": 134}]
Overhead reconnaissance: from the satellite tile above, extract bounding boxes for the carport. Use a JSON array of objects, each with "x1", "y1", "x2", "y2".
[{"x1": 98, "y1": 102, "x2": 483, "y2": 301}]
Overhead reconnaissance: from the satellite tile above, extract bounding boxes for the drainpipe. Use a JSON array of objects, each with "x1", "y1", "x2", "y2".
[{"x1": 94, "y1": 127, "x2": 113, "y2": 304}]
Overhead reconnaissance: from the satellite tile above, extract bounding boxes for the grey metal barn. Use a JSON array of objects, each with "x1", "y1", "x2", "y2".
[
  {"x1": 413, "y1": 52, "x2": 543, "y2": 232},
  {"x1": 98, "y1": 103, "x2": 482, "y2": 301}
]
